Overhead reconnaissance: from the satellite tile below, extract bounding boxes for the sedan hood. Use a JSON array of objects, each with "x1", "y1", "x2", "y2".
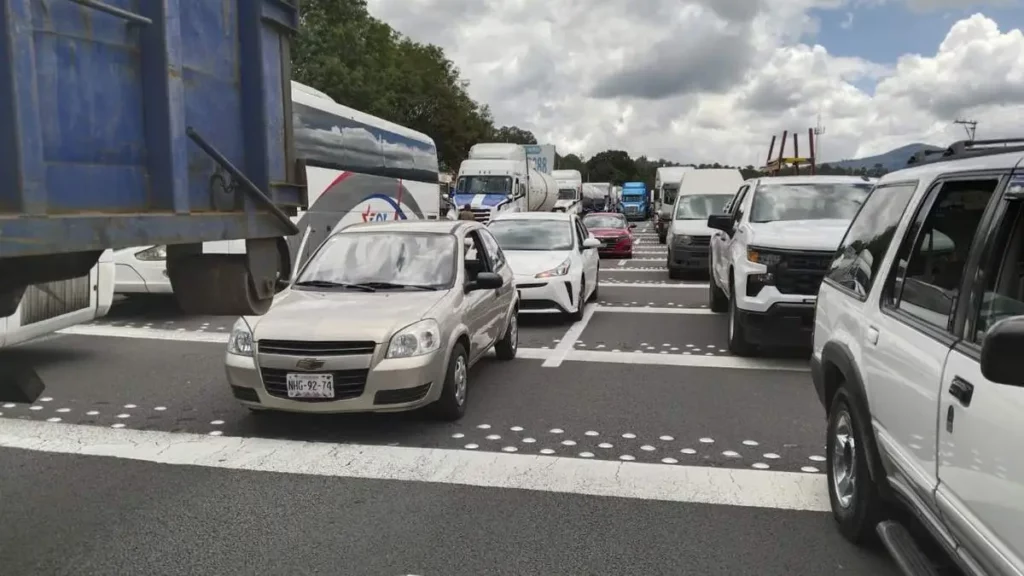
[
  {"x1": 248, "y1": 288, "x2": 447, "y2": 344},
  {"x1": 747, "y1": 219, "x2": 851, "y2": 251},
  {"x1": 504, "y1": 250, "x2": 573, "y2": 276}
]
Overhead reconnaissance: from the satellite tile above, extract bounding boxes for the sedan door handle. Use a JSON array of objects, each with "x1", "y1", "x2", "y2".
[{"x1": 948, "y1": 377, "x2": 974, "y2": 407}]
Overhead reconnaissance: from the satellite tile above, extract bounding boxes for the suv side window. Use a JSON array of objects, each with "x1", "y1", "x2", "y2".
[
  {"x1": 968, "y1": 201, "x2": 1024, "y2": 342},
  {"x1": 825, "y1": 182, "x2": 917, "y2": 298},
  {"x1": 478, "y1": 229, "x2": 506, "y2": 271},
  {"x1": 883, "y1": 178, "x2": 1000, "y2": 330}
]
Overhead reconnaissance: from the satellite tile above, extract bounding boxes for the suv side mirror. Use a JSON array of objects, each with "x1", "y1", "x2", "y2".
[
  {"x1": 468, "y1": 271, "x2": 503, "y2": 291},
  {"x1": 707, "y1": 213, "x2": 733, "y2": 233},
  {"x1": 980, "y1": 316, "x2": 1024, "y2": 385}
]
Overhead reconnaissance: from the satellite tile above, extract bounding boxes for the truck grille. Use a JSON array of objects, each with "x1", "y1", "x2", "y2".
[
  {"x1": 689, "y1": 235, "x2": 710, "y2": 247},
  {"x1": 472, "y1": 209, "x2": 491, "y2": 223},
  {"x1": 20, "y1": 273, "x2": 92, "y2": 325},
  {"x1": 774, "y1": 250, "x2": 834, "y2": 295},
  {"x1": 258, "y1": 340, "x2": 376, "y2": 356},
  {"x1": 260, "y1": 368, "x2": 369, "y2": 402}
]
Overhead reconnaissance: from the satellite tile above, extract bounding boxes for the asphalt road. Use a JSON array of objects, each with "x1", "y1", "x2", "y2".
[{"x1": 0, "y1": 222, "x2": 910, "y2": 575}]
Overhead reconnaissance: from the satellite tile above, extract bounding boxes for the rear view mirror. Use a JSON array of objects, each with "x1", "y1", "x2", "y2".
[
  {"x1": 707, "y1": 214, "x2": 733, "y2": 233},
  {"x1": 980, "y1": 316, "x2": 1024, "y2": 385}
]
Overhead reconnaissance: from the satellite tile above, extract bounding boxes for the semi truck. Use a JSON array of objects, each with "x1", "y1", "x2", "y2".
[
  {"x1": 582, "y1": 182, "x2": 612, "y2": 212},
  {"x1": 551, "y1": 170, "x2": 583, "y2": 213},
  {"x1": 453, "y1": 144, "x2": 558, "y2": 222},
  {"x1": 1, "y1": 0, "x2": 303, "y2": 401},
  {"x1": 620, "y1": 182, "x2": 649, "y2": 220}
]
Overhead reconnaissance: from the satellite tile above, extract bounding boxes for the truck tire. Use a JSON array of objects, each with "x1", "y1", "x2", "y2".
[
  {"x1": 827, "y1": 387, "x2": 885, "y2": 543},
  {"x1": 709, "y1": 276, "x2": 728, "y2": 313},
  {"x1": 727, "y1": 278, "x2": 755, "y2": 356}
]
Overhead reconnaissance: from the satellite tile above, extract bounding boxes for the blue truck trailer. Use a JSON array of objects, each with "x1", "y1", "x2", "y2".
[
  {"x1": 0, "y1": 0, "x2": 305, "y2": 321},
  {"x1": 620, "y1": 181, "x2": 648, "y2": 220}
]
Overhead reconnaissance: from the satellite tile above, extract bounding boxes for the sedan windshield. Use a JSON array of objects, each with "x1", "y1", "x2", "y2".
[
  {"x1": 583, "y1": 215, "x2": 626, "y2": 229},
  {"x1": 488, "y1": 219, "x2": 574, "y2": 251},
  {"x1": 297, "y1": 232, "x2": 456, "y2": 289},
  {"x1": 750, "y1": 183, "x2": 871, "y2": 222},
  {"x1": 675, "y1": 194, "x2": 733, "y2": 219}
]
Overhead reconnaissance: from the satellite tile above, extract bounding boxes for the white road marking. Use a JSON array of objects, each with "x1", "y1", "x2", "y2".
[
  {"x1": 618, "y1": 260, "x2": 626, "y2": 267},
  {"x1": 595, "y1": 306, "x2": 713, "y2": 315},
  {"x1": 598, "y1": 282, "x2": 706, "y2": 288},
  {"x1": 0, "y1": 420, "x2": 829, "y2": 510},
  {"x1": 603, "y1": 267, "x2": 669, "y2": 272},
  {"x1": 55, "y1": 325, "x2": 805, "y2": 370},
  {"x1": 543, "y1": 303, "x2": 597, "y2": 368}
]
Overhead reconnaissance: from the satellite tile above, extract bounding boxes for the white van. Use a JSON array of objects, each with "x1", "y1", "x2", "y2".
[{"x1": 666, "y1": 168, "x2": 745, "y2": 279}]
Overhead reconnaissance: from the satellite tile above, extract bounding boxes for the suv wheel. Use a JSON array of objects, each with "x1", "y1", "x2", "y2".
[
  {"x1": 494, "y1": 312, "x2": 518, "y2": 360},
  {"x1": 827, "y1": 387, "x2": 883, "y2": 543},
  {"x1": 709, "y1": 275, "x2": 728, "y2": 313}
]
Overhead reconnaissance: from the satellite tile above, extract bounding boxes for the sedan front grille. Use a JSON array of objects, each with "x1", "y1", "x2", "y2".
[
  {"x1": 259, "y1": 368, "x2": 369, "y2": 402},
  {"x1": 257, "y1": 340, "x2": 376, "y2": 356}
]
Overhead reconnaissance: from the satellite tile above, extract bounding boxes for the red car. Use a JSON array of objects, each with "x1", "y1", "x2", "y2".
[{"x1": 582, "y1": 212, "x2": 635, "y2": 258}]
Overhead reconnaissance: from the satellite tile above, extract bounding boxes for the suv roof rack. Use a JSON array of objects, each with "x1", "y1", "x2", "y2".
[{"x1": 906, "y1": 138, "x2": 1024, "y2": 167}]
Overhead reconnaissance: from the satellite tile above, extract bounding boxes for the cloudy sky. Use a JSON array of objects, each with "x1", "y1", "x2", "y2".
[{"x1": 365, "y1": 0, "x2": 1024, "y2": 165}]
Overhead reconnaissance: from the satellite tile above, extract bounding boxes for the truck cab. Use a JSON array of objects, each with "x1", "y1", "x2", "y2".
[
  {"x1": 552, "y1": 169, "x2": 583, "y2": 214},
  {"x1": 620, "y1": 182, "x2": 648, "y2": 220}
]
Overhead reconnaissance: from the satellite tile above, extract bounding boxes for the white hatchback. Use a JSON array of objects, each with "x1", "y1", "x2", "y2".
[{"x1": 488, "y1": 212, "x2": 600, "y2": 321}]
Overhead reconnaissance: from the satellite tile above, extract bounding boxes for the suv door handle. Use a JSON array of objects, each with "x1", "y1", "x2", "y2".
[
  {"x1": 866, "y1": 326, "x2": 879, "y2": 345},
  {"x1": 948, "y1": 377, "x2": 974, "y2": 407}
]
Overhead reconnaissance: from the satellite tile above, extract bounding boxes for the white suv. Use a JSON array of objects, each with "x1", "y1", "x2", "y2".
[
  {"x1": 706, "y1": 175, "x2": 875, "y2": 355},
  {"x1": 812, "y1": 139, "x2": 1024, "y2": 575}
]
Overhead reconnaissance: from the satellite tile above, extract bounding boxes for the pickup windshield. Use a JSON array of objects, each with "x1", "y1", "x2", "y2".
[{"x1": 750, "y1": 183, "x2": 871, "y2": 222}]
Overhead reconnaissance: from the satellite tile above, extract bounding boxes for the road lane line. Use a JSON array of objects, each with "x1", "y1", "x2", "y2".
[
  {"x1": 604, "y1": 268, "x2": 669, "y2": 272},
  {"x1": 0, "y1": 419, "x2": 829, "y2": 511},
  {"x1": 598, "y1": 282, "x2": 706, "y2": 288},
  {"x1": 566, "y1": 349, "x2": 808, "y2": 371},
  {"x1": 595, "y1": 306, "x2": 713, "y2": 315},
  {"x1": 542, "y1": 303, "x2": 596, "y2": 368}
]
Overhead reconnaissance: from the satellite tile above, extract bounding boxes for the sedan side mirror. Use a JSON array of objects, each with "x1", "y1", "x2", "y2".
[
  {"x1": 707, "y1": 213, "x2": 733, "y2": 233},
  {"x1": 629, "y1": 223, "x2": 637, "y2": 228},
  {"x1": 467, "y1": 271, "x2": 503, "y2": 292},
  {"x1": 981, "y1": 316, "x2": 1024, "y2": 385},
  {"x1": 582, "y1": 237, "x2": 601, "y2": 249}
]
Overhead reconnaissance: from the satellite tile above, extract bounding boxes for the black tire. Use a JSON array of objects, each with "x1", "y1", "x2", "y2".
[
  {"x1": 569, "y1": 276, "x2": 585, "y2": 321},
  {"x1": 589, "y1": 269, "x2": 599, "y2": 301},
  {"x1": 658, "y1": 235, "x2": 666, "y2": 244},
  {"x1": 727, "y1": 279, "x2": 755, "y2": 356},
  {"x1": 494, "y1": 311, "x2": 518, "y2": 360},
  {"x1": 709, "y1": 276, "x2": 728, "y2": 313},
  {"x1": 431, "y1": 344, "x2": 469, "y2": 421},
  {"x1": 827, "y1": 388, "x2": 884, "y2": 543}
]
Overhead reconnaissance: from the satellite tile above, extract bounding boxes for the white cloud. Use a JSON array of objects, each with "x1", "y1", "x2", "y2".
[{"x1": 367, "y1": 1, "x2": 1024, "y2": 164}]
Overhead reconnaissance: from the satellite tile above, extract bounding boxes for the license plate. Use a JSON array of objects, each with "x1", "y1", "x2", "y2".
[{"x1": 286, "y1": 373, "x2": 334, "y2": 398}]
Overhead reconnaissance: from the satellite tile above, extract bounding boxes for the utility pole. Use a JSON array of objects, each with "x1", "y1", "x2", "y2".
[
  {"x1": 813, "y1": 113, "x2": 826, "y2": 163},
  {"x1": 954, "y1": 118, "x2": 977, "y2": 141}
]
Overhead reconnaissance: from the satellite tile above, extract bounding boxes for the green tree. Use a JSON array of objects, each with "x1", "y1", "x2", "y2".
[
  {"x1": 556, "y1": 153, "x2": 586, "y2": 174},
  {"x1": 493, "y1": 126, "x2": 537, "y2": 145},
  {"x1": 586, "y1": 150, "x2": 637, "y2": 184}
]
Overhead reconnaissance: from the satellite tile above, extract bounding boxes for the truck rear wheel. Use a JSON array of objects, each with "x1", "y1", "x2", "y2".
[{"x1": 170, "y1": 255, "x2": 276, "y2": 316}]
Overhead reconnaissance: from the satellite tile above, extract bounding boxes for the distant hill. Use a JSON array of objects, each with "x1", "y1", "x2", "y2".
[{"x1": 829, "y1": 143, "x2": 944, "y2": 172}]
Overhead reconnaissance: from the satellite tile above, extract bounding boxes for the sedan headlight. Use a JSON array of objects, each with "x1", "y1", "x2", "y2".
[
  {"x1": 135, "y1": 245, "x2": 167, "y2": 261},
  {"x1": 535, "y1": 258, "x2": 571, "y2": 278},
  {"x1": 387, "y1": 319, "x2": 441, "y2": 359},
  {"x1": 227, "y1": 318, "x2": 253, "y2": 357}
]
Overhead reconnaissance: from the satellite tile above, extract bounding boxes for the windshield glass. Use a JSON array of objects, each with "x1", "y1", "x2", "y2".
[
  {"x1": 662, "y1": 184, "x2": 679, "y2": 205},
  {"x1": 750, "y1": 183, "x2": 872, "y2": 222},
  {"x1": 488, "y1": 219, "x2": 574, "y2": 251},
  {"x1": 457, "y1": 175, "x2": 511, "y2": 195},
  {"x1": 297, "y1": 232, "x2": 456, "y2": 288},
  {"x1": 675, "y1": 194, "x2": 733, "y2": 219},
  {"x1": 583, "y1": 215, "x2": 626, "y2": 229},
  {"x1": 557, "y1": 188, "x2": 577, "y2": 200}
]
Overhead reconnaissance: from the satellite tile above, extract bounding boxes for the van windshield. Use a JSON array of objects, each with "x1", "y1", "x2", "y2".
[{"x1": 675, "y1": 194, "x2": 733, "y2": 219}]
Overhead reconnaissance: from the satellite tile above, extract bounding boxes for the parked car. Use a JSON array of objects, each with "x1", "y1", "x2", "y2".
[
  {"x1": 488, "y1": 211, "x2": 600, "y2": 321},
  {"x1": 224, "y1": 220, "x2": 519, "y2": 421},
  {"x1": 812, "y1": 138, "x2": 1024, "y2": 575},
  {"x1": 582, "y1": 212, "x2": 635, "y2": 258},
  {"x1": 706, "y1": 175, "x2": 875, "y2": 355}
]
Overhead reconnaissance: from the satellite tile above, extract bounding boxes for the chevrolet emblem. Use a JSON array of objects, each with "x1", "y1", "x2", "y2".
[{"x1": 295, "y1": 358, "x2": 325, "y2": 370}]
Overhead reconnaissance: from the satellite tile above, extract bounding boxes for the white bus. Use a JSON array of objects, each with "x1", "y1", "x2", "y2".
[
  {"x1": 1, "y1": 250, "x2": 115, "y2": 348},
  {"x1": 114, "y1": 81, "x2": 442, "y2": 295}
]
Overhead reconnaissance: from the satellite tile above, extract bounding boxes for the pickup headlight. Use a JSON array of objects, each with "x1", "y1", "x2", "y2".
[
  {"x1": 674, "y1": 235, "x2": 692, "y2": 245},
  {"x1": 135, "y1": 245, "x2": 167, "y2": 261},
  {"x1": 227, "y1": 318, "x2": 253, "y2": 357},
  {"x1": 747, "y1": 247, "x2": 783, "y2": 266},
  {"x1": 387, "y1": 319, "x2": 441, "y2": 359},
  {"x1": 535, "y1": 258, "x2": 571, "y2": 278}
]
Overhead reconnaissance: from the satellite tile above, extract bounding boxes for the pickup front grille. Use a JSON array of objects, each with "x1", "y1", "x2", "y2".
[
  {"x1": 259, "y1": 368, "x2": 369, "y2": 402},
  {"x1": 773, "y1": 250, "x2": 834, "y2": 295},
  {"x1": 689, "y1": 235, "x2": 710, "y2": 247},
  {"x1": 257, "y1": 340, "x2": 376, "y2": 356}
]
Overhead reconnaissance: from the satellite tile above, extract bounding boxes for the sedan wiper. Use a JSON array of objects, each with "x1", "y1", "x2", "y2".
[
  {"x1": 361, "y1": 282, "x2": 440, "y2": 291},
  {"x1": 293, "y1": 280, "x2": 376, "y2": 292}
]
